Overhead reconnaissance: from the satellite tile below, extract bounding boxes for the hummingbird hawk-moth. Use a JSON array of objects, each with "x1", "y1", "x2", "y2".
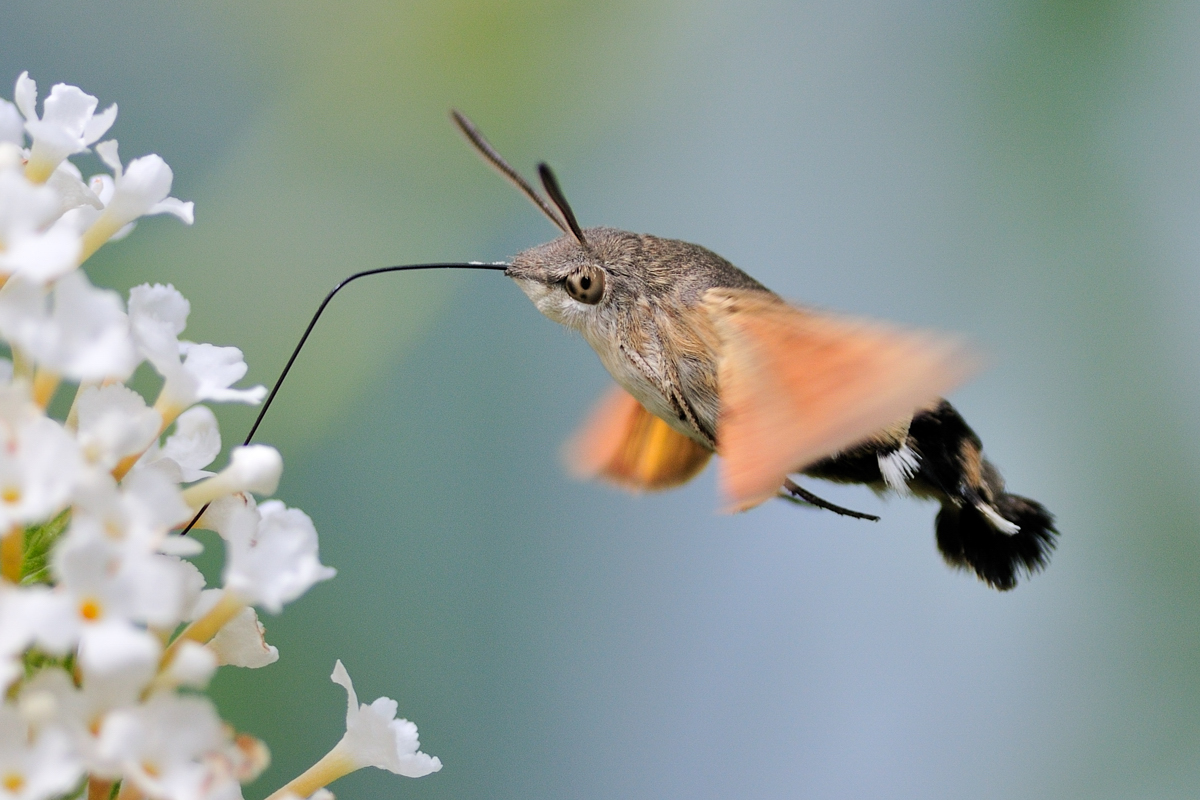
[{"x1": 452, "y1": 111, "x2": 1057, "y2": 591}]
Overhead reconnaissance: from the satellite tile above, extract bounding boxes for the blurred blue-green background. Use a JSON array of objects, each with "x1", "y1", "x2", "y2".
[{"x1": 6, "y1": 1, "x2": 1200, "y2": 797}]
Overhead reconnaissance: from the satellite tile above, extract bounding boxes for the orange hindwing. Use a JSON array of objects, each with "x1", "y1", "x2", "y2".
[{"x1": 566, "y1": 385, "x2": 712, "y2": 491}]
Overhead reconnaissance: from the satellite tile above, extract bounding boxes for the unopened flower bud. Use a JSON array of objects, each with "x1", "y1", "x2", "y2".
[{"x1": 182, "y1": 445, "x2": 282, "y2": 509}]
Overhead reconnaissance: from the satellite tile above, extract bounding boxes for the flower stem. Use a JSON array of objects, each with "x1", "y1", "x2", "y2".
[
  {"x1": 23, "y1": 157, "x2": 54, "y2": 185},
  {"x1": 114, "y1": 778, "x2": 143, "y2": 800},
  {"x1": 265, "y1": 745, "x2": 358, "y2": 800},
  {"x1": 11, "y1": 348, "x2": 31, "y2": 382},
  {"x1": 112, "y1": 402, "x2": 179, "y2": 482},
  {"x1": 86, "y1": 777, "x2": 113, "y2": 800},
  {"x1": 1, "y1": 525, "x2": 23, "y2": 583},
  {"x1": 32, "y1": 368, "x2": 60, "y2": 409},
  {"x1": 160, "y1": 591, "x2": 245, "y2": 670},
  {"x1": 110, "y1": 453, "x2": 140, "y2": 482},
  {"x1": 64, "y1": 381, "x2": 95, "y2": 431},
  {"x1": 79, "y1": 214, "x2": 122, "y2": 265}
]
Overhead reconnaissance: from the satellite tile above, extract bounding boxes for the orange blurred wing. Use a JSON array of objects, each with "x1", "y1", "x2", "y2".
[
  {"x1": 566, "y1": 385, "x2": 713, "y2": 491},
  {"x1": 704, "y1": 288, "x2": 976, "y2": 511}
]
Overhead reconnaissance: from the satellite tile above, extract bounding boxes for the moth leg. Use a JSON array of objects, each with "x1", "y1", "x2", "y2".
[{"x1": 780, "y1": 478, "x2": 880, "y2": 522}]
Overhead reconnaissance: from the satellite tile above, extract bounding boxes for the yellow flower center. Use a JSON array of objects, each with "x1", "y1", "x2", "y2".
[
  {"x1": 79, "y1": 597, "x2": 103, "y2": 621},
  {"x1": 2, "y1": 772, "x2": 25, "y2": 792},
  {"x1": 1, "y1": 487, "x2": 20, "y2": 505}
]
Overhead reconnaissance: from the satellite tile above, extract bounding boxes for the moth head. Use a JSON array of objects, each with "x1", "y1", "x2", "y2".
[
  {"x1": 507, "y1": 230, "x2": 629, "y2": 329},
  {"x1": 450, "y1": 112, "x2": 644, "y2": 334}
]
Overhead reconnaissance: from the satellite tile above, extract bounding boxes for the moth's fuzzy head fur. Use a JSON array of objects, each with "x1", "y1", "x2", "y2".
[{"x1": 507, "y1": 227, "x2": 767, "y2": 344}]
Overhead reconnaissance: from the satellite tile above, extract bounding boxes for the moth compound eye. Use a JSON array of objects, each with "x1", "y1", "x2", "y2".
[{"x1": 565, "y1": 266, "x2": 605, "y2": 305}]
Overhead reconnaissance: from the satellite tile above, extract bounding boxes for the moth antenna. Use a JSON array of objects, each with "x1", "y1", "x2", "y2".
[
  {"x1": 177, "y1": 261, "x2": 509, "y2": 535},
  {"x1": 537, "y1": 162, "x2": 587, "y2": 247},
  {"x1": 450, "y1": 110, "x2": 571, "y2": 235}
]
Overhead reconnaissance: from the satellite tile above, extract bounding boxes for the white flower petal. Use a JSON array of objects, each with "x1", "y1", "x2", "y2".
[
  {"x1": 128, "y1": 282, "x2": 189, "y2": 373},
  {"x1": 0, "y1": 168, "x2": 60, "y2": 229},
  {"x1": 55, "y1": 520, "x2": 191, "y2": 629},
  {"x1": 0, "y1": 414, "x2": 82, "y2": 530},
  {"x1": 177, "y1": 561, "x2": 209, "y2": 621},
  {"x1": 13, "y1": 72, "x2": 37, "y2": 122},
  {"x1": 157, "y1": 533, "x2": 203, "y2": 557},
  {"x1": 96, "y1": 694, "x2": 229, "y2": 798},
  {"x1": 89, "y1": 172, "x2": 115, "y2": 205},
  {"x1": 0, "y1": 143, "x2": 20, "y2": 171},
  {"x1": 77, "y1": 620, "x2": 161, "y2": 682},
  {"x1": 209, "y1": 606, "x2": 279, "y2": 668},
  {"x1": 76, "y1": 383, "x2": 161, "y2": 468},
  {"x1": 148, "y1": 196, "x2": 194, "y2": 224},
  {"x1": 31, "y1": 271, "x2": 139, "y2": 380},
  {"x1": 144, "y1": 404, "x2": 220, "y2": 482},
  {"x1": 175, "y1": 342, "x2": 267, "y2": 406},
  {"x1": 46, "y1": 162, "x2": 103, "y2": 216},
  {"x1": 82, "y1": 104, "x2": 117, "y2": 145},
  {"x1": 8, "y1": 587, "x2": 76, "y2": 656},
  {"x1": 40, "y1": 83, "x2": 99, "y2": 135},
  {"x1": 94, "y1": 139, "x2": 121, "y2": 175},
  {"x1": 0, "y1": 707, "x2": 83, "y2": 800},
  {"x1": 107, "y1": 154, "x2": 172, "y2": 220},
  {"x1": 221, "y1": 499, "x2": 334, "y2": 613},
  {"x1": 0, "y1": 225, "x2": 79, "y2": 282},
  {"x1": 79, "y1": 150, "x2": 191, "y2": 256},
  {"x1": 162, "y1": 640, "x2": 217, "y2": 689},
  {"x1": 108, "y1": 220, "x2": 136, "y2": 241},
  {"x1": 0, "y1": 99, "x2": 22, "y2": 145}
]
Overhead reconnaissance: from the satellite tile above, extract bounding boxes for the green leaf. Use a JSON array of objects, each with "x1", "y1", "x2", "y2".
[{"x1": 21, "y1": 509, "x2": 70, "y2": 585}]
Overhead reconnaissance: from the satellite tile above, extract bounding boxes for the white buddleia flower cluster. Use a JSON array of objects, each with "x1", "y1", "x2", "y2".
[{"x1": 0, "y1": 73, "x2": 441, "y2": 800}]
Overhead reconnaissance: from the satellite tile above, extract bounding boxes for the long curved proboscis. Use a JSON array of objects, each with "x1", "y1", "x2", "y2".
[
  {"x1": 450, "y1": 110, "x2": 575, "y2": 237},
  {"x1": 179, "y1": 261, "x2": 509, "y2": 535}
]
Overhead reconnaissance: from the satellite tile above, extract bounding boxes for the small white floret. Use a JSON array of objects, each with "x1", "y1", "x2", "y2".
[
  {"x1": 0, "y1": 705, "x2": 83, "y2": 800},
  {"x1": 96, "y1": 693, "x2": 235, "y2": 800},
  {"x1": 15, "y1": 72, "x2": 117, "y2": 183},
  {"x1": 222, "y1": 500, "x2": 335, "y2": 614},
  {"x1": 75, "y1": 384, "x2": 162, "y2": 469},
  {"x1": 183, "y1": 445, "x2": 282, "y2": 510},
  {"x1": 226, "y1": 446, "x2": 283, "y2": 496},
  {"x1": 79, "y1": 142, "x2": 192, "y2": 260},
  {"x1": 0, "y1": 168, "x2": 81, "y2": 282},
  {"x1": 328, "y1": 660, "x2": 442, "y2": 778},
  {"x1": 176, "y1": 342, "x2": 268, "y2": 405},
  {"x1": 0, "y1": 414, "x2": 83, "y2": 531},
  {"x1": 0, "y1": 272, "x2": 140, "y2": 381},
  {"x1": 128, "y1": 283, "x2": 266, "y2": 415},
  {"x1": 53, "y1": 528, "x2": 193, "y2": 639},
  {"x1": 160, "y1": 405, "x2": 221, "y2": 479}
]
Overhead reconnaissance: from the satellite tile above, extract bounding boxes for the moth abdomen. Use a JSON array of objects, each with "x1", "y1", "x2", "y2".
[
  {"x1": 934, "y1": 493, "x2": 1056, "y2": 591},
  {"x1": 804, "y1": 399, "x2": 1058, "y2": 590}
]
